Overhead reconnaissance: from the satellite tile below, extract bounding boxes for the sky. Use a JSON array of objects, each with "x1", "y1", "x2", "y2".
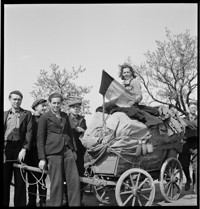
[{"x1": 4, "y1": 3, "x2": 197, "y2": 124}]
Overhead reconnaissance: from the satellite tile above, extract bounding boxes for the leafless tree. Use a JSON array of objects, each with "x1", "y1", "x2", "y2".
[{"x1": 128, "y1": 28, "x2": 197, "y2": 115}]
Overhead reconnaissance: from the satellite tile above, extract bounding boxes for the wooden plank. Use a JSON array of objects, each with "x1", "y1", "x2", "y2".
[
  {"x1": 92, "y1": 153, "x2": 118, "y2": 175},
  {"x1": 80, "y1": 177, "x2": 116, "y2": 186},
  {"x1": 13, "y1": 163, "x2": 48, "y2": 174}
]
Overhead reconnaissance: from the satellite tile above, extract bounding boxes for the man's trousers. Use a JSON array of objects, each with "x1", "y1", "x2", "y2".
[{"x1": 47, "y1": 146, "x2": 80, "y2": 206}]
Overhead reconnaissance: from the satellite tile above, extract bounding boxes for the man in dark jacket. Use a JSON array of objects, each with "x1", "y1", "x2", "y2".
[
  {"x1": 178, "y1": 102, "x2": 197, "y2": 191},
  {"x1": 26, "y1": 98, "x2": 47, "y2": 207},
  {"x1": 37, "y1": 93, "x2": 80, "y2": 206},
  {"x1": 4, "y1": 90, "x2": 33, "y2": 207}
]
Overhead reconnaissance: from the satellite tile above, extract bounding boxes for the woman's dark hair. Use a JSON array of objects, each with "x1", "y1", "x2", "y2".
[
  {"x1": 48, "y1": 93, "x2": 63, "y2": 102},
  {"x1": 118, "y1": 64, "x2": 136, "y2": 80}
]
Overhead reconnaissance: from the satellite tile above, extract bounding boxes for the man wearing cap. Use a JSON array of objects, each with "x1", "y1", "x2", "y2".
[
  {"x1": 68, "y1": 98, "x2": 87, "y2": 204},
  {"x1": 26, "y1": 99, "x2": 47, "y2": 207},
  {"x1": 4, "y1": 90, "x2": 33, "y2": 207}
]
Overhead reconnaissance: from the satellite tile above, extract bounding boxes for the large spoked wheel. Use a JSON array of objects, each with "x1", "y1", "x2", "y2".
[
  {"x1": 115, "y1": 168, "x2": 155, "y2": 206},
  {"x1": 160, "y1": 157, "x2": 183, "y2": 202},
  {"x1": 92, "y1": 184, "x2": 115, "y2": 204}
]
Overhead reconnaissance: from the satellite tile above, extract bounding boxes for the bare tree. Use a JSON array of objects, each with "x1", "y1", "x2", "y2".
[
  {"x1": 30, "y1": 64, "x2": 93, "y2": 115},
  {"x1": 129, "y1": 28, "x2": 197, "y2": 115}
]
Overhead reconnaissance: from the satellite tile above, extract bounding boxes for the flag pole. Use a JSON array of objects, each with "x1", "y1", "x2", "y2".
[{"x1": 102, "y1": 95, "x2": 106, "y2": 136}]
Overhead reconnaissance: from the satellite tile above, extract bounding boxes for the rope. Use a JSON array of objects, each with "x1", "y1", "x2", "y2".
[
  {"x1": 18, "y1": 162, "x2": 49, "y2": 198},
  {"x1": 108, "y1": 147, "x2": 137, "y2": 165},
  {"x1": 19, "y1": 162, "x2": 46, "y2": 188},
  {"x1": 27, "y1": 191, "x2": 47, "y2": 197},
  {"x1": 4, "y1": 159, "x2": 49, "y2": 198},
  {"x1": 4, "y1": 159, "x2": 46, "y2": 187}
]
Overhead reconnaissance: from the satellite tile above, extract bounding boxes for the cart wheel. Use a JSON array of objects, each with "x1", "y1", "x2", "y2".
[
  {"x1": 160, "y1": 157, "x2": 183, "y2": 202},
  {"x1": 115, "y1": 168, "x2": 155, "y2": 206},
  {"x1": 92, "y1": 185, "x2": 115, "y2": 204}
]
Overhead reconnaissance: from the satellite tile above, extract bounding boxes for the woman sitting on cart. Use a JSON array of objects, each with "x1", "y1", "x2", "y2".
[
  {"x1": 118, "y1": 63, "x2": 143, "y2": 106},
  {"x1": 118, "y1": 63, "x2": 160, "y2": 117}
]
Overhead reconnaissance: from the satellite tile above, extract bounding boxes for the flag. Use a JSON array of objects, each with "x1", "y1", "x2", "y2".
[{"x1": 99, "y1": 70, "x2": 136, "y2": 107}]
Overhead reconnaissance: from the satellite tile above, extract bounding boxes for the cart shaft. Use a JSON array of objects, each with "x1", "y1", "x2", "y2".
[
  {"x1": 13, "y1": 163, "x2": 116, "y2": 187},
  {"x1": 80, "y1": 176, "x2": 116, "y2": 186},
  {"x1": 13, "y1": 163, "x2": 48, "y2": 174}
]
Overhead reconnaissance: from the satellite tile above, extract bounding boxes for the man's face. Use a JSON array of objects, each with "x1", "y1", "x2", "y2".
[
  {"x1": 189, "y1": 104, "x2": 197, "y2": 115},
  {"x1": 9, "y1": 94, "x2": 22, "y2": 109},
  {"x1": 35, "y1": 103, "x2": 47, "y2": 115},
  {"x1": 69, "y1": 104, "x2": 81, "y2": 115},
  {"x1": 50, "y1": 97, "x2": 62, "y2": 113}
]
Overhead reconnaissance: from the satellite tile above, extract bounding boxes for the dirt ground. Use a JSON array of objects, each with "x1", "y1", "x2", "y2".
[{"x1": 9, "y1": 167, "x2": 198, "y2": 207}]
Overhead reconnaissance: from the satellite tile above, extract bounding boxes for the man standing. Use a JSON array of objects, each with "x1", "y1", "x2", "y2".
[
  {"x1": 4, "y1": 90, "x2": 33, "y2": 207},
  {"x1": 37, "y1": 93, "x2": 80, "y2": 206},
  {"x1": 68, "y1": 99, "x2": 87, "y2": 204},
  {"x1": 179, "y1": 102, "x2": 197, "y2": 191},
  {"x1": 26, "y1": 99, "x2": 47, "y2": 207}
]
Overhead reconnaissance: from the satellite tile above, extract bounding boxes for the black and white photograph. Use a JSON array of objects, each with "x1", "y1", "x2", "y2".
[{"x1": 2, "y1": 2, "x2": 198, "y2": 207}]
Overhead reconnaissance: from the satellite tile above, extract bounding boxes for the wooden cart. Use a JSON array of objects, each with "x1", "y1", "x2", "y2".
[{"x1": 81, "y1": 140, "x2": 184, "y2": 206}]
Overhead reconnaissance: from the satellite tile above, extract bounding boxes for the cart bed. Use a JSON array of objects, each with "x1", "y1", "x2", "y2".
[{"x1": 92, "y1": 140, "x2": 180, "y2": 177}]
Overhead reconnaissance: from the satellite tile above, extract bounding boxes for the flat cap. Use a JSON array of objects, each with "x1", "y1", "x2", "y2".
[
  {"x1": 31, "y1": 99, "x2": 47, "y2": 110},
  {"x1": 9, "y1": 90, "x2": 23, "y2": 98},
  {"x1": 68, "y1": 99, "x2": 82, "y2": 107}
]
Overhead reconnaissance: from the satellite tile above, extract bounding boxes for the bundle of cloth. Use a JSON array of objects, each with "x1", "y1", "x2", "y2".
[
  {"x1": 80, "y1": 111, "x2": 150, "y2": 165},
  {"x1": 80, "y1": 103, "x2": 196, "y2": 165}
]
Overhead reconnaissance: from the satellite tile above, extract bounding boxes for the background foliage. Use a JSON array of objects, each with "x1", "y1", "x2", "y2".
[
  {"x1": 127, "y1": 28, "x2": 197, "y2": 115},
  {"x1": 30, "y1": 64, "x2": 92, "y2": 115}
]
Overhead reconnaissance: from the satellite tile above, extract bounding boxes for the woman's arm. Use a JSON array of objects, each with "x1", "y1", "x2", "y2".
[{"x1": 130, "y1": 79, "x2": 143, "y2": 104}]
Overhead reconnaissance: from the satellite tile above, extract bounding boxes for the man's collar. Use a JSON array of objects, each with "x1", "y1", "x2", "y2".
[
  {"x1": 189, "y1": 112, "x2": 197, "y2": 117},
  {"x1": 34, "y1": 112, "x2": 41, "y2": 116},
  {"x1": 69, "y1": 113, "x2": 79, "y2": 120},
  {"x1": 9, "y1": 108, "x2": 20, "y2": 114},
  {"x1": 51, "y1": 109, "x2": 60, "y2": 115},
  {"x1": 187, "y1": 113, "x2": 197, "y2": 121}
]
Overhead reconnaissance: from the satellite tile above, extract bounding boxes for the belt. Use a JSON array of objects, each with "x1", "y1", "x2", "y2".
[{"x1": 6, "y1": 140, "x2": 21, "y2": 142}]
